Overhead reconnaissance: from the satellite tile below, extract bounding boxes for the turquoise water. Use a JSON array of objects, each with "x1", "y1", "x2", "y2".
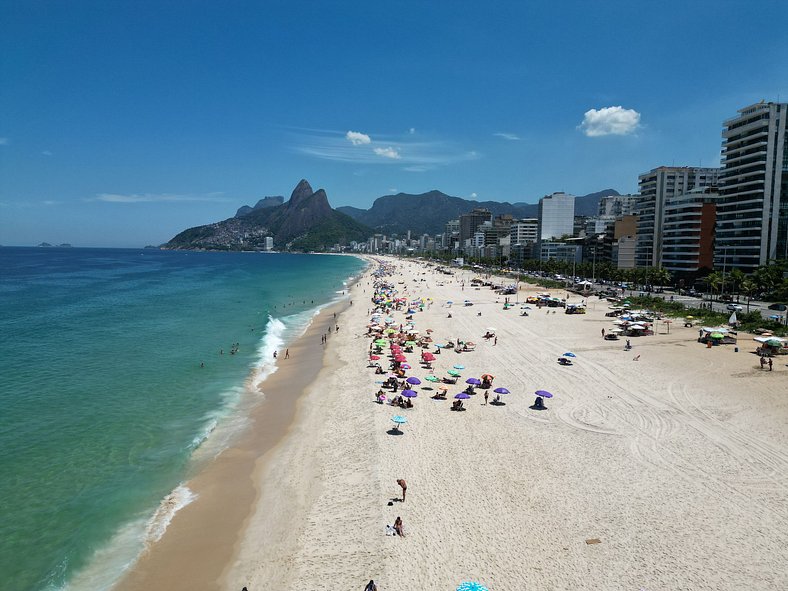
[{"x1": 0, "y1": 248, "x2": 365, "y2": 591}]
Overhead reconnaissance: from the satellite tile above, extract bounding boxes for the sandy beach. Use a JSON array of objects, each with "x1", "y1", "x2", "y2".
[
  {"x1": 227, "y1": 256, "x2": 788, "y2": 591},
  {"x1": 117, "y1": 255, "x2": 788, "y2": 591}
]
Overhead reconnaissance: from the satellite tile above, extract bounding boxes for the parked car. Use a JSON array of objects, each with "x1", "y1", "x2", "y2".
[
  {"x1": 767, "y1": 303, "x2": 787, "y2": 311},
  {"x1": 726, "y1": 303, "x2": 743, "y2": 311}
]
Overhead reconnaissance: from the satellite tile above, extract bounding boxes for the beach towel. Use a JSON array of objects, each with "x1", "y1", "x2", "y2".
[{"x1": 385, "y1": 524, "x2": 397, "y2": 536}]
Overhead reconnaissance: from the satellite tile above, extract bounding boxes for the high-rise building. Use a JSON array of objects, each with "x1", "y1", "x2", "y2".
[
  {"x1": 538, "y1": 192, "x2": 575, "y2": 240},
  {"x1": 662, "y1": 187, "x2": 720, "y2": 275},
  {"x1": 635, "y1": 166, "x2": 720, "y2": 267},
  {"x1": 613, "y1": 215, "x2": 638, "y2": 269},
  {"x1": 715, "y1": 101, "x2": 788, "y2": 271},
  {"x1": 598, "y1": 194, "x2": 639, "y2": 217},
  {"x1": 459, "y1": 208, "x2": 492, "y2": 244},
  {"x1": 511, "y1": 218, "x2": 538, "y2": 245}
]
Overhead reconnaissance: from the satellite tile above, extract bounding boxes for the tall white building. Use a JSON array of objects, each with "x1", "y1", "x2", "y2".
[
  {"x1": 598, "y1": 194, "x2": 639, "y2": 217},
  {"x1": 538, "y1": 193, "x2": 575, "y2": 240},
  {"x1": 635, "y1": 166, "x2": 719, "y2": 267},
  {"x1": 510, "y1": 218, "x2": 538, "y2": 245},
  {"x1": 715, "y1": 101, "x2": 788, "y2": 271}
]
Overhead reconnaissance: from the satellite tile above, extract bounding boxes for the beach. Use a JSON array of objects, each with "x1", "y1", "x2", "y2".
[{"x1": 119, "y1": 255, "x2": 788, "y2": 590}]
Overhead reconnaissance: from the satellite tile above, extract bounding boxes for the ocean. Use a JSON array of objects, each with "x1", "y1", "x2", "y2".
[{"x1": 0, "y1": 247, "x2": 366, "y2": 591}]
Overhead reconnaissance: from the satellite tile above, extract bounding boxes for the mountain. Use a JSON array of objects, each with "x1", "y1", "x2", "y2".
[
  {"x1": 165, "y1": 180, "x2": 372, "y2": 251},
  {"x1": 337, "y1": 188, "x2": 620, "y2": 235},
  {"x1": 235, "y1": 196, "x2": 284, "y2": 217}
]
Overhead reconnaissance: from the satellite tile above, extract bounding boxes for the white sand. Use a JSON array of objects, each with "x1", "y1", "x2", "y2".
[{"x1": 229, "y1": 256, "x2": 788, "y2": 591}]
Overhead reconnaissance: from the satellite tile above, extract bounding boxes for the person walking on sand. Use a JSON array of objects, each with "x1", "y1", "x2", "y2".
[
  {"x1": 601, "y1": 328, "x2": 605, "y2": 338},
  {"x1": 484, "y1": 391, "x2": 489, "y2": 405},
  {"x1": 285, "y1": 348, "x2": 289, "y2": 359},
  {"x1": 273, "y1": 350, "x2": 277, "y2": 359},
  {"x1": 494, "y1": 336, "x2": 497, "y2": 346},
  {"x1": 760, "y1": 356, "x2": 766, "y2": 370},
  {"x1": 365, "y1": 581, "x2": 377, "y2": 591},
  {"x1": 769, "y1": 357, "x2": 773, "y2": 371},
  {"x1": 396, "y1": 478, "x2": 407, "y2": 501}
]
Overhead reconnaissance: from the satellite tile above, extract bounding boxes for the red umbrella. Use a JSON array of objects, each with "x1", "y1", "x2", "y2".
[
  {"x1": 369, "y1": 355, "x2": 380, "y2": 360},
  {"x1": 422, "y1": 353, "x2": 436, "y2": 361},
  {"x1": 395, "y1": 355, "x2": 408, "y2": 362}
]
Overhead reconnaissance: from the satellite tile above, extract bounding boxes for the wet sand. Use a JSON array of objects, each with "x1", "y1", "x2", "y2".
[{"x1": 114, "y1": 297, "x2": 352, "y2": 591}]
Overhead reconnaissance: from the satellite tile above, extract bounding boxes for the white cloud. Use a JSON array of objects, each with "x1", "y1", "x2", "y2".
[
  {"x1": 470, "y1": 192, "x2": 478, "y2": 198},
  {"x1": 389, "y1": 187, "x2": 398, "y2": 193},
  {"x1": 409, "y1": 128, "x2": 416, "y2": 135},
  {"x1": 579, "y1": 106, "x2": 641, "y2": 137},
  {"x1": 93, "y1": 192, "x2": 227, "y2": 203},
  {"x1": 43, "y1": 200, "x2": 59, "y2": 205},
  {"x1": 42, "y1": 150, "x2": 53, "y2": 156},
  {"x1": 373, "y1": 146, "x2": 401, "y2": 160},
  {"x1": 0, "y1": 137, "x2": 8, "y2": 145},
  {"x1": 346, "y1": 130, "x2": 371, "y2": 145},
  {"x1": 493, "y1": 133, "x2": 520, "y2": 141},
  {"x1": 294, "y1": 129, "x2": 479, "y2": 167}
]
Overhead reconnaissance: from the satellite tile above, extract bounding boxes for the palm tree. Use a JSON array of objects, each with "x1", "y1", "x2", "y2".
[
  {"x1": 728, "y1": 268, "x2": 745, "y2": 301},
  {"x1": 706, "y1": 271, "x2": 723, "y2": 300},
  {"x1": 740, "y1": 278, "x2": 757, "y2": 313}
]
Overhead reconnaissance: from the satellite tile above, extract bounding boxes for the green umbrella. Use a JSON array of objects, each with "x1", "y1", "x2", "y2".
[
  {"x1": 405, "y1": 340, "x2": 417, "y2": 346},
  {"x1": 374, "y1": 339, "x2": 388, "y2": 346},
  {"x1": 710, "y1": 332, "x2": 724, "y2": 339},
  {"x1": 447, "y1": 369, "x2": 461, "y2": 377},
  {"x1": 425, "y1": 375, "x2": 440, "y2": 383},
  {"x1": 765, "y1": 338, "x2": 783, "y2": 347}
]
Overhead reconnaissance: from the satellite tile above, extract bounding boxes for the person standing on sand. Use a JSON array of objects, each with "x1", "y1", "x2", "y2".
[
  {"x1": 484, "y1": 391, "x2": 489, "y2": 405},
  {"x1": 760, "y1": 356, "x2": 766, "y2": 369},
  {"x1": 396, "y1": 479, "x2": 407, "y2": 501},
  {"x1": 601, "y1": 328, "x2": 605, "y2": 338},
  {"x1": 494, "y1": 336, "x2": 497, "y2": 346},
  {"x1": 273, "y1": 350, "x2": 277, "y2": 359},
  {"x1": 365, "y1": 581, "x2": 377, "y2": 591},
  {"x1": 769, "y1": 357, "x2": 773, "y2": 371},
  {"x1": 285, "y1": 349, "x2": 289, "y2": 359}
]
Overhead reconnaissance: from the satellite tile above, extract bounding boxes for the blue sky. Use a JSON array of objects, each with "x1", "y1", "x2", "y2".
[{"x1": 2, "y1": 1, "x2": 787, "y2": 247}]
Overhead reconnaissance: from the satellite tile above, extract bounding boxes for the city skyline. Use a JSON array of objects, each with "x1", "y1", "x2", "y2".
[{"x1": 2, "y1": 1, "x2": 788, "y2": 247}]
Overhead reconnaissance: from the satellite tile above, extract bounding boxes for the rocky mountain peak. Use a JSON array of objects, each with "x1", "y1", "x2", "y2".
[{"x1": 288, "y1": 179, "x2": 314, "y2": 208}]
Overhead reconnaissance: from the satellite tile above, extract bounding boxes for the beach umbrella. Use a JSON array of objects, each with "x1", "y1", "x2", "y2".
[
  {"x1": 438, "y1": 385, "x2": 449, "y2": 391},
  {"x1": 765, "y1": 338, "x2": 783, "y2": 347},
  {"x1": 535, "y1": 389, "x2": 554, "y2": 398},
  {"x1": 447, "y1": 369, "x2": 461, "y2": 377},
  {"x1": 406, "y1": 376, "x2": 421, "y2": 385},
  {"x1": 401, "y1": 389, "x2": 418, "y2": 397},
  {"x1": 425, "y1": 375, "x2": 440, "y2": 383},
  {"x1": 562, "y1": 352, "x2": 576, "y2": 358},
  {"x1": 446, "y1": 301, "x2": 454, "y2": 305},
  {"x1": 374, "y1": 339, "x2": 388, "y2": 346},
  {"x1": 384, "y1": 328, "x2": 396, "y2": 334},
  {"x1": 493, "y1": 387, "x2": 510, "y2": 394},
  {"x1": 481, "y1": 373, "x2": 494, "y2": 380},
  {"x1": 453, "y1": 364, "x2": 465, "y2": 370},
  {"x1": 710, "y1": 332, "x2": 724, "y2": 339},
  {"x1": 369, "y1": 355, "x2": 380, "y2": 360},
  {"x1": 769, "y1": 314, "x2": 781, "y2": 320},
  {"x1": 405, "y1": 340, "x2": 417, "y2": 346},
  {"x1": 466, "y1": 377, "x2": 481, "y2": 385},
  {"x1": 426, "y1": 329, "x2": 434, "y2": 333},
  {"x1": 422, "y1": 353, "x2": 436, "y2": 361},
  {"x1": 456, "y1": 583, "x2": 489, "y2": 591},
  {"x1": 391, "y1": 415, "x2": 407, "y2": 426},
  {"x1": 454, "y1": 392, "x2": 471, "y2": 399},
  {"x1": 401, "y1": 363, "x2": 412, "y2": 370}
]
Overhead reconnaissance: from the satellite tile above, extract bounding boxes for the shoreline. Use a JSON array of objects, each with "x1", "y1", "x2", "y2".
[{"x1": 113, "y1": 264, "x2": 368, "y2": 591}]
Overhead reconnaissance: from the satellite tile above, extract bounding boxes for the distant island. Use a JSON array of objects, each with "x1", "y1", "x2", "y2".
[{"x1": 37, "y1": 242, "x2": 72, "y2": 248}]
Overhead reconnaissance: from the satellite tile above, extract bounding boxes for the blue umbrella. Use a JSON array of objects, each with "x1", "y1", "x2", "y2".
[
  {"x1": 406, "y1": 376, "x2": 421, "y2": 385},
  {"x1": 535, "y1": 389, "x2": 554, "y2": 398},
  {"x1": 466, "y1": 377, "x2": 481, "y2": 385},
  {"x1": 401, "y1": 389, "x2": 418, "y2": 397},
  {"x1": 457, "y1": 583, "x2": 489, "y2": 591},
  {"x1": 391, "y1": 415, "x2": 408, "y2": 425},
  {"x1": 769, "y1": 314, "x2": 781, "y2": 320},
  {"x1": 563, "y1": 352, "x2": 576, "y2": 357},
  {"x1": 455, "y1": 392, "x2": 471, "y2": 399},
  {"x1": 493, "y1": 387, "x2": 510, "y2": 394},
  {"x1": 453, "y1": 364, "x2": 465, "y2": 369}
]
